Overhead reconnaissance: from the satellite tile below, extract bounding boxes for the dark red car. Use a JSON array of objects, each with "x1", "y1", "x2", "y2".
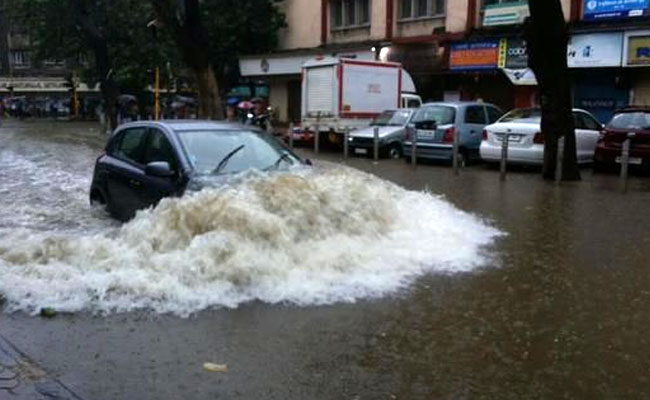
[{"x1": 594, "y1": 108, "x2": 650, "y2": 171}]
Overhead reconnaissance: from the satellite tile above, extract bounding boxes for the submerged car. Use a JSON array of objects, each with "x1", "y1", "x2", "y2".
[
  {"x1": 480, "y1": 108, "x2": 602, "y2": 166},
  {"x1": 90, "y1": 120, "x2": 306, "y2": 221},
  {"x1": 594, "y1": 108, "x2": 650, "y2": 171},
  {"x1": 403, "y1": 102, "x2": 503, "y2": 164},
  {"x1": 347, "y1": 109, "x2": 415, "y2": 159}
]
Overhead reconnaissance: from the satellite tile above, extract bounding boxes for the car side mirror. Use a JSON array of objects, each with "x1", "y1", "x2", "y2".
[
  {"x1": 414, "y1": 120, "x2": 437, "y2": 130},
  {"x1": 145, "y1": 161, "x2": 174, "y2": 177}
]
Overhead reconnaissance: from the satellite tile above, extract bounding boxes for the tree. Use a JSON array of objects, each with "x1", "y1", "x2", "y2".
[
  {"x1": 525, "y1": 0, "x2": 580, "y2": 180},
  {"x1": 151, "y1": 0, "x2": 222, "y2": 119},
  {"x1": 16, "y1": 0, "x2": 181, "y2": 130},
  {"x1": 151, "y1": 0, "x2": 285, "y2": 119}
]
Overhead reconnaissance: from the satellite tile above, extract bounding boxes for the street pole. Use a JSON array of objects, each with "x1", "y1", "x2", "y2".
[
  {"x1": 154, "y1": 67, "x2": 161, "y2": 120},
  {"x1": 500, "y1": 133, "x2": 509, "y2": 181},
  {"x1": 344, "y1": 126, "x2": 349, "y2": 159},
  {"x1": 452, "y1": 127, "x2": 460, "y2": 176},
  {"x1": 373, "y1": 126, "x2": 379, "y2": 162},
  {"x1": 555, "y1": 136, "x2": 565, "y2": 183},
  {"x1": 620, "y1": 132, "x2": 635, "y2": 193},
  {"x1": 411, "y1": 129, "x2": 417, "y2": 167},
  {"x1": 288, "y1": 122, "x2": 294, "y2": 149},
  {"x1": 314, "y1": 125, "x2": 320, "y2": 154}
]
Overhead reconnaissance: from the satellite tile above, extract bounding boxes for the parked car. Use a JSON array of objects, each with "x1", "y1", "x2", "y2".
[
  {"x1": 348, "y1": 109, "x2": 415, "y2": 159},
  {"x1": 90, "y1": 121, "x2": 307, "y2": 221},
  {"x1": 403, "y1": 102, "x2": 503, "y2": 164},
  {"x1": 286, "y1": 125, "x2": 315, "y2": 147},
  {"x1": 480, "y1": 108, "x2": 602, "y2": 166},
  {"x1": 594, "y1": 108, "x2": 650, "y2": 171}
]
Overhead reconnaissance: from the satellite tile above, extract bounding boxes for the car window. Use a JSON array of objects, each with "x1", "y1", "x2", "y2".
[
  {"x1": 487, "y1": 107, "x2": 503, "y2": 124},
  {"x1": 582, "y1": 113, "x2": 602, "y2": 130},
  {"x1": 499, "y1": 108, "x2": 541, "y2": 123},
  {"x1": 572, "y1": 112, "x2": 587, "y2": 130},
  {"x1": 465, "y1": 106, "x2": 486, "y2": 124},
  {"x1": 608, "y1": 112, "x2": 650, "y2": 129},
  {"x1": 116, "y1": 127, "x2": 148, "y2": 164},
  {"x1": 177, "y1": 130, "x2": 301, "y2": 175},
  {"x1": 407, "y1": 99, "x2": 421, "y2": 108},
  {"x1": 143, "y1": 129, "x2": 178, "y2": 170},
  {"x1": 412, "y1": 106, "x2": 455, "y2": 125}
]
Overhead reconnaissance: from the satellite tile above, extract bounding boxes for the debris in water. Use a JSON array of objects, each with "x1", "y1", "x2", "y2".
[
  {"x1": 203, "y1": 363, "x2": 228, "y2": 373},
  {"x1": 39, "y1": 308, "x2": 58, "y2": 318}
]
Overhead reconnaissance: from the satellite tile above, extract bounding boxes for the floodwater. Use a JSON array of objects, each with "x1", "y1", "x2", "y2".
[{"x1": 1, "y1": 120, "x2": 650, "y2": 399}]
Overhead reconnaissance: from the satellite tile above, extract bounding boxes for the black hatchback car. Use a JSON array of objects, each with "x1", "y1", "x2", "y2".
[{"x1": 90, "y1": 120, "x2": 305, "y2": 221}]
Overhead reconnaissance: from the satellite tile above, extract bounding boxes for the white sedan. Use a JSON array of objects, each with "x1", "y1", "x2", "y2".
[{"x1": 480, "y1": 108, "x2": 603, "y2": 165}]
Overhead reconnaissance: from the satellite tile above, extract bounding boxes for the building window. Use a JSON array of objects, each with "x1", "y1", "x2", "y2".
[
  {"x1": 483, "y1": 0, "x2": 525, "y2": 8},
  {"x1": 10, "y1": 51, "x2": 27, "y2": 67},
  {"x1": 399, "y1": 0, "x2": 445, "y2": 20},
  {"x1": 331, "y1": 0, "x2": 370, "y2": 29}
]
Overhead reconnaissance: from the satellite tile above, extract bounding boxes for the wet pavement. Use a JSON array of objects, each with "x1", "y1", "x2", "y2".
[{"x1": 1, "y1": 120, "x2": 650, "y2": 399}]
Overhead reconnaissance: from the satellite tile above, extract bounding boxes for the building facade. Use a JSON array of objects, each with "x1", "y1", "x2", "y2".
[
  {"x1": 0, "y1": 0, "x2": 82, "y2": 106},
  {"x1": 242, "y1": 0, "x2": 650, "y2": 125}
]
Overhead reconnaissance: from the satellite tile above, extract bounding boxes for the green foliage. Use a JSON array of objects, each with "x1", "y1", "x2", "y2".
[
  {"x1": 15, "y1": 0, "x2": 182, "y2": 92},
  {"x1": 14, "y1": 0, "x2": 285, "y2": 92}
]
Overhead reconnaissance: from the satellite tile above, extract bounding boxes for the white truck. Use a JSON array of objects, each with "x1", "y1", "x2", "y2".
[{"x1": 301, "y1": 57, "x2": 421, "y2": 145}]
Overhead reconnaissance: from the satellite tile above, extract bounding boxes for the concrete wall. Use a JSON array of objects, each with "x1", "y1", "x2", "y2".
[
  {"x1": 446, "y1": 0, "x2": 470, "y2": 33},
  {"x1": 268, "y1": 78, "x2": 289, "y2": 122},
  {"x1": 277, "y1": 0, "x2": 323, "y2": 50}
]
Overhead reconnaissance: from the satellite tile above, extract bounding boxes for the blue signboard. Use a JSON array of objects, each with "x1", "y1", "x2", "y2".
[{"x1": 583, "y1": 0, "x2": 649, "y2": 20}]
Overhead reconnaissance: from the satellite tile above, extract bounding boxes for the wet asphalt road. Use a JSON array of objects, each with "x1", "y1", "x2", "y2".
[{"x1": 2, "y1": 120, "x2": 650, "y2": 399}]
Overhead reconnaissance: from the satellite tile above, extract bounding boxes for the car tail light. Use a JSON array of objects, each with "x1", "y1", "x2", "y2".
[
  {"x1": 598, "y1": 129, "x2": 608, "y2": 142},
  {"x1": 443, "y1": 127, "x2": 456, "y2": 144},
  {"x1": 482, "y1": 129, "x2": 488, "y2": 141},
  {"x1": 533, "y1": 132, "x2": 545, "y2": 144},
  {"x1": 405, "y1": 127, "x2": 413, "y2": 141}
]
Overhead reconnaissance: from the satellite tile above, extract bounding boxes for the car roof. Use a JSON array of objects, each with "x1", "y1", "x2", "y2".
[
  {"x1": 114, "y1": 120, "x2": 262, "y2": 134},
  {"x1": 614, "y1": 107, "x2": 650, "y2": 113},
  {"x1": 419, "y1": 101, "x2": 497, "y2": 108}
]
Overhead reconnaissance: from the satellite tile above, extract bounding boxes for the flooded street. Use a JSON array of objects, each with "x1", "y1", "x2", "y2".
[{"x1": 2, "y1": 120, "x2": 650, "y2": 399}]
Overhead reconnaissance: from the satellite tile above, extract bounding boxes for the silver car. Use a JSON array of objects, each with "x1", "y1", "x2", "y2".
[
  {"x1": 347, "y1": 109, "x2": 415, "y2": 159},
  {"x1": 404, "y1": 102, "x2": 503, "y2": 164}
]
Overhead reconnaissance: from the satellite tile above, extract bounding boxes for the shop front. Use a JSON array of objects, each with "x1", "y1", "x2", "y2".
[
  {"x1": 569, "y1": 32, "x2": 628, "y2": 123},
  {"x1": 448, "y1": 38, "x2": 538, "y2": 112},
  {"x1": 624, "y1": 30, "x2": 650, "y2": 106}
]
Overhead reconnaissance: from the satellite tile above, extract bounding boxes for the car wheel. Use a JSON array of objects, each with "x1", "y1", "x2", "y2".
[{"x1": 387, "y1": 143, "x2": 402, "y2": 159}]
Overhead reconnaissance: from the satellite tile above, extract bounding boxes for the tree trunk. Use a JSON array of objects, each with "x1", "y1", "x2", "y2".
[
  {"x1": 71, "y1": 0, "x2": 119, "y2": 131},
  {"x1": 526, "y1": 0, "x2": 580, "y2": 181},
  {"x1": 152, "y1": 0, "x2": 223, "y2": 120},
  {"x1": 195, "y1": 65, "x2": 222, "y2": 119}
]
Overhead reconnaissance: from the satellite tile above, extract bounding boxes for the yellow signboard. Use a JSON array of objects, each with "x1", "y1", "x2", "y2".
[{"x1": 628, "y1": 35, "x2": 650, "y2": 66}]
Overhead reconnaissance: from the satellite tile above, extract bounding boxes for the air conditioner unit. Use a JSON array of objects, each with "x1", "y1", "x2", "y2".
[{"x1": 483, "y1": 2, "x2": 530, "y2": 27}]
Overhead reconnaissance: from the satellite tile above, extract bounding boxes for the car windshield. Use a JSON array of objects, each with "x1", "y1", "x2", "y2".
[
  {"x1": 371, "y1": 110, "x2": 412, "y2": 127},
  {"x1": 412, "y1": 106, "x2": 455, "y2": 125},
  {"x1": 607, "y1": 112, "x2": 650, "y2": 130},
  {"x1": 176, "y1": 129, "x2": 301, "y2": 174},
  {"x1": 499, "y1": 108, "x2": 542, "y2": 123}
]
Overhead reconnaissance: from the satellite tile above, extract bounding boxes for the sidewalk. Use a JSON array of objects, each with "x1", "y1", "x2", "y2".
[{"x1": 0, "y1": 334, "x2": 82, "y2": 400}]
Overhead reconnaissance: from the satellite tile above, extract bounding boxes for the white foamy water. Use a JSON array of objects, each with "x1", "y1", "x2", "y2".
[{"x1": 0, "y1": 166, "x2": 501, "y2": 316}]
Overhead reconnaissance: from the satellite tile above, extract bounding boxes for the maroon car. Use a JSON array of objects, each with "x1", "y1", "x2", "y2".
[{"x1": 594, "y1": 108, "x2": 650, "y2": 171}]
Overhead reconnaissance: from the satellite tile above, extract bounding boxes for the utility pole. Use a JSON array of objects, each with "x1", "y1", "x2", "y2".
[{"x1": 154, "y1": 67, "x2": 160, "y2": 120}]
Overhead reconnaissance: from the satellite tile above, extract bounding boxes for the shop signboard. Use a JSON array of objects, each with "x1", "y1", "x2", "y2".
[
  {"x1": 567, "y1": 32, "x2": 624, "y2": 68},
  {"x1": 625, "y1": 32, "x2": 650, "y2": 66},
  {"x1": 583, "y1": 0, "x2": 649, "y2": 20},
  {"x1": 450, "y1": 41, "x2": 500, "y2": 70},
  {"x1": 498, "y1": 38, "x2": 528, "y2": 69}
]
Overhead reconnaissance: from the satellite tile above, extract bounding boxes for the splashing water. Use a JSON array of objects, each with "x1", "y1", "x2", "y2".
[{"x1": 0, "y1": 167, "x2": 501, "y2": 316}]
